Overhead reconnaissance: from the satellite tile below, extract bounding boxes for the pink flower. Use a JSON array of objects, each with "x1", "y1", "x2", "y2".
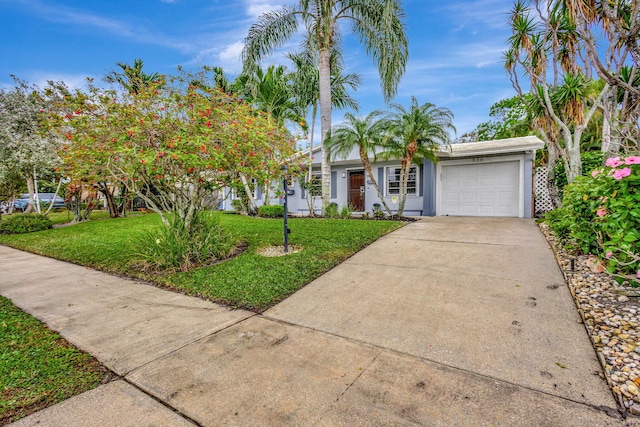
[
  {"x1": 606, "y1": 157, "x2": 624, "y2": 167},
  {"x1": 591, "y1": 169, "x2": 600, "y2": 177},
  {"x1": 613, "y1": 167, "x2": 632, "y2": 180},
  {"x1": 637, "y1": 270, "x2": 640, "y2": 279},
  {"x1": 625, "y1": 156, "x2": 640, "y2": 165},
  {"x1": 605, "y1": 251, "x2": 613, "y2": 259},
  {"x1": 596, "y1": 207, "x2": 607, "y2": 217}
]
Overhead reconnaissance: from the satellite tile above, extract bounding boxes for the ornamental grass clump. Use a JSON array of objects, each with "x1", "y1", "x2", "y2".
[
  {"x1": 133, "y1": 212, "x2": 237, "y2": 272},
  {"x1": 546, "y1": 155, "x2": 640, "y2": 284}
]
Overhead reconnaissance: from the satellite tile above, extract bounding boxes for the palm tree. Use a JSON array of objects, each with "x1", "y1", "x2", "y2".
[
  {"x1": 242, "y1": 0, "x2": 408, "y2": 214},
  {"x1": 378, "y1": 97, "x2": 455, "y2": 217},
  {"x1": 325, "y1": 111, "x2": 393, "y2": 215},
  {"x1": 242, "y1": 65, "x2": 303, "y2": 128},
  {"x1": 104, "y1": 58, "x2": 161, "y2": 95},
  {"x1": 287, "y1": 48, "x2": 360, "y2": 174}
]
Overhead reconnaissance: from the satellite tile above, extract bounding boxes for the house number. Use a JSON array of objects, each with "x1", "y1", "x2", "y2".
[{"x1": 472, "y1": 158, "x2": 484, "y2": 163}]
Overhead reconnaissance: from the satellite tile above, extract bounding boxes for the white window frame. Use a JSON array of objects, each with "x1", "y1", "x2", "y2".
[
  {"x1": 386, "y1": 165, "x2": 419, "y2": 196},
  {"x1": 305, "y1": 172, "x2": 322, "y2": 197},
  {"x1": 231, "y1": 179, "x2": 258, "y2": 199}
]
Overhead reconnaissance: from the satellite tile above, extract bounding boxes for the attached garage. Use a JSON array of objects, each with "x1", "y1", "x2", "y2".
[
  {"x1": 426, "y1": 136, "x2": 545, "y2": 219},
  {"x1": 439, "y1": 159, "x2": 521, "y2": 217}
]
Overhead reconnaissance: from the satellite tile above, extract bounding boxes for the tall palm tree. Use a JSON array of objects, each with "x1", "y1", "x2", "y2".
[
  {"x1": 287, "y1": 48, "x2": 360, "y2": 177},
  {"x1": 242, "y1": 0, "x2": 408, "y2": 214},
  {"x1": 378, "y1": 97, "x2": 455, "y2": 217},
  {"x1": 325, "y1": 111, "x2": 393, "y2": 215}
]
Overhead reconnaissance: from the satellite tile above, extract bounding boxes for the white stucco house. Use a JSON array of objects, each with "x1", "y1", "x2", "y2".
[{"x1": 220, "y1": 136, "x2": 545, "y2": 218}]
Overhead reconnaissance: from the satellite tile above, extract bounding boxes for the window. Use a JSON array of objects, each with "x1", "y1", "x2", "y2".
[
  {"x1": 302, "y1": 173, "x2": 322, "y2": 197},
  {"x1": 308, "y1": 173, "x2": 322, "y2": 196},
  {"x1": 387, "y1": 166, "x2": 418, "y2": 195}
]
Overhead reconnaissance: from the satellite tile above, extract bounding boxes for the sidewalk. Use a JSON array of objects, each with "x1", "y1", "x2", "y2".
[{"x1": 1, "y1": 217, "x2": 635, "y2": 426}]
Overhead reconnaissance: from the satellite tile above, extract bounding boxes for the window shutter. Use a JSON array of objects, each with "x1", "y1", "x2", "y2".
[
  {"x1": 378, "y1": 167, "x2": 384, "y2": 195},
  {"x1": 331, "y1": 171, "x2": 337, "y2": 198},
  {"x1": 256, "y1": 185, "x2": 262, "y2": 200},
  {"x1": 419, "y1": 166, "x2": 423, "y2": 197},
  {"x1": 301, "y1": 176, "x2": 306, "y2": 199}
]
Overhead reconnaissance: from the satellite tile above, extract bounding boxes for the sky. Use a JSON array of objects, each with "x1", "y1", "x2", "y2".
[{"x1": 0, "y1": 0, "x2": 520, "y2": 139}]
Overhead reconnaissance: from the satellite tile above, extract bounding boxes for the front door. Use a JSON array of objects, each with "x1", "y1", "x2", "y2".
[{"x1": 348, "y1": 171, "x2": 365, "y2": 211}]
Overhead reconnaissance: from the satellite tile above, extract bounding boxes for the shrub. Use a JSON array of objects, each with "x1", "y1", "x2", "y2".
[
  {"x1": 0, "y1": 214, "x2": 52, "y2": 235},
  {"x1": 339, "y1": 204, "x2": 353, "y2": 219},
  {"x1": 548, "y1": 154, "x2": 640, "y2": 283},
  {"x1": 372, "y1": 209, "x2": 386, "y2": 220},
  {"x1": 258, "y1": 205, "x2": 284, "y2": 218},
  {"x1": 133, "y1": 212, "x2": 237, "y2": 272},
  {"x1": 325, "y1": 202, "x2": 339, "y2": 219},
  {"x1": 543, "y1": 207, "x2": 572, "y2": 243},
  {"x1": 554, "y1": 150, "x2": 605, "y2": 197}
]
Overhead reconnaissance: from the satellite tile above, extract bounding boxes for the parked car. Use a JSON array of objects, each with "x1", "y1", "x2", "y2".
[{"x1": 12, "y1": 193, "x2": 65, "y2": 212}]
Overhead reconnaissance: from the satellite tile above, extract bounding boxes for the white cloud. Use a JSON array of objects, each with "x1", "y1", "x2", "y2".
[
  {"x1": 218, "y1": 41, "x2": 245, "y2": 70},
  {"x1": 23, "y1": 72, "x2": 94, "y2": 90},
  {"x1": 440, "y1": 0, "x2": 514, "y2": 30},
  {"x1": 244, "y1": 0, "x2": 282, "y2": 18}
]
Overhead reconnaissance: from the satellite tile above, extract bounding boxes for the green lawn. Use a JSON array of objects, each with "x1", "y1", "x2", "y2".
[
  {"x1": 0, "y1": 296, "x2": 107, "y2": 424},
  {"x1": 0, "y1": 213, "x2": 403, "y2": 311},
  {"x1": 1, "y1": 209, "x2": 112, "y2": 225}
]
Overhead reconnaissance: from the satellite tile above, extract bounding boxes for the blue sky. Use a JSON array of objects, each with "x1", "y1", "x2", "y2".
[{"x1": 0, "y1": 0, "x2": 518, "y2": 137}]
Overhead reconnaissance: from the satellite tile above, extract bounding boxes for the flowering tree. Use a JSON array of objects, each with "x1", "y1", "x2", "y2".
[
  {"x1": 49, "y1": 73, "x2": 296, "y2": 229},
  {"x1": 0, "y1": 78, "x2": 62, "y2": 213}
]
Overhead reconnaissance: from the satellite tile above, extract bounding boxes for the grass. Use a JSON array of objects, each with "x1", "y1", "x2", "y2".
[
  {"x1": 0, "y1": 209, "x2": 112, "y2": 225},
  {"x1": 0, "y1": 212, "x2": 403, "y2": 311},
  {"x1": 0, "y1": 296, "x2": 107, "y2": 424}
]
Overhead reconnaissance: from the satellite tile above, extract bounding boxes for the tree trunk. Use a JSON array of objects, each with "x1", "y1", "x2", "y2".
[
  {"x1": 117, "y1": 184, "x2": 129, "y2": 216},
  {"x1": 319, "y1": 48, "x2": 332, "y2": 215},
  {"x1": 240, "y1": 173, "x2": 258, "y2": 215},
  {"x1": 360, "y1": 147, "x2": 392, "y2": 216},
  {"x1": 306, "y1": 103, "x2": 318, "y2": 217},
  {"x1": 398, "y1": 156, "x2": 412, "y2": 217},
  {"x1": 25, "y1": 174, "x2": 35, "y2": 213},
  {"x1": 601, "y1": 107, "x2": 611, "y2": 153},
  {"x1": 45, "y1": 177, "x2": 64, "y2": 215},
  {"x1": 546, "y1": 142, "x2": 562, "y2": 208},
  {"x1": 604, "y1": 111, "x2": 621, "y2": 159},
  {"x1": 95, "y1": 181, "x2": 120, "y2": 218}
]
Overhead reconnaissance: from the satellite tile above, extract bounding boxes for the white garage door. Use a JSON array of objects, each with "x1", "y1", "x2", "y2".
[{"x1": 440, "y1": 161, "x2": 520, "y2": 217}]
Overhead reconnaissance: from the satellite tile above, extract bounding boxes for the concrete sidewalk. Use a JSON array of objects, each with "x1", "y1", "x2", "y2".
[{"x1": 0, "y1": 217, "x2": 635, "y2": 426}]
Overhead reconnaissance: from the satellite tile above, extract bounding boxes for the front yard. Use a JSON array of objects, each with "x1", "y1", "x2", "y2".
[{"x1": 0, "y1": 212, "x2": 403, "y2": 311}]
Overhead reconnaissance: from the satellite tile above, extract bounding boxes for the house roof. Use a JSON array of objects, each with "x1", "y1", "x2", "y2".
[
  {"x1": 438, "y1": 136, "x2": 545, "y2": 158},
  {"x1": 299, "y1": 135, "x2": 545, "y2": 166}
]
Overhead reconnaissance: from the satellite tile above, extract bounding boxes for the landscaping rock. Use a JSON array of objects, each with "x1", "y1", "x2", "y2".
[{"x1": 540, "y1": 222, "x2": 640, "y2": 415}]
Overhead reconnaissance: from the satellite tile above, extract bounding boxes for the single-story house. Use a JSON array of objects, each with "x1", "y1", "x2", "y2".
[{"x1": 221, "y1": 136, "x2": 545, "y2": 218}]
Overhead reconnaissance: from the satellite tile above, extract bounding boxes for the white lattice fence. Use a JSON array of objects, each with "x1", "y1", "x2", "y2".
[{"x1": 534, "y1": 166, "x2": 554, "y2": 215}]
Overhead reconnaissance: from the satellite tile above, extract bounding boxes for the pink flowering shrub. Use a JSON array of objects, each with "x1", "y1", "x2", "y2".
[{"x1": 547, "y1": 154, "x2": 639, "y2": 284}]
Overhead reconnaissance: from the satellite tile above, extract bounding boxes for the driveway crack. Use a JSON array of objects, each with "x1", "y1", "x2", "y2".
[{"x1": 336, "y1": 350, "x2": 381, "y2": 402}]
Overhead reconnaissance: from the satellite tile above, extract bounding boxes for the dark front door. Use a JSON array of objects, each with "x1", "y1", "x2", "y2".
[{"x1": 348, "y1": 171, "x2": 365, "y2": 211}]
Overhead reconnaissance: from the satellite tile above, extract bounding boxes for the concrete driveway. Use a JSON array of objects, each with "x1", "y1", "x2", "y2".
[
  {"x1": 267, "y1": 217, "x2": 610, "y2": 405},
  {"x1": 2, "y1": 217, "x2": 632, "y2": 426}
]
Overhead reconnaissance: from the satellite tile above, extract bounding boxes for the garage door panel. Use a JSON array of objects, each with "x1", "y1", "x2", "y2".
[
  {"x1": 477, "y1": 192, "x2": 495, "y2": 203},
  {"x1": 440, "y1": 161, "x2": 520, "y2": 217},
  {"x1": 478, "y1": 178, "x2": 495, "y2": 187},
  {"x1": 460, "y1": 192, "x2": 477, "y2": 202}
]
